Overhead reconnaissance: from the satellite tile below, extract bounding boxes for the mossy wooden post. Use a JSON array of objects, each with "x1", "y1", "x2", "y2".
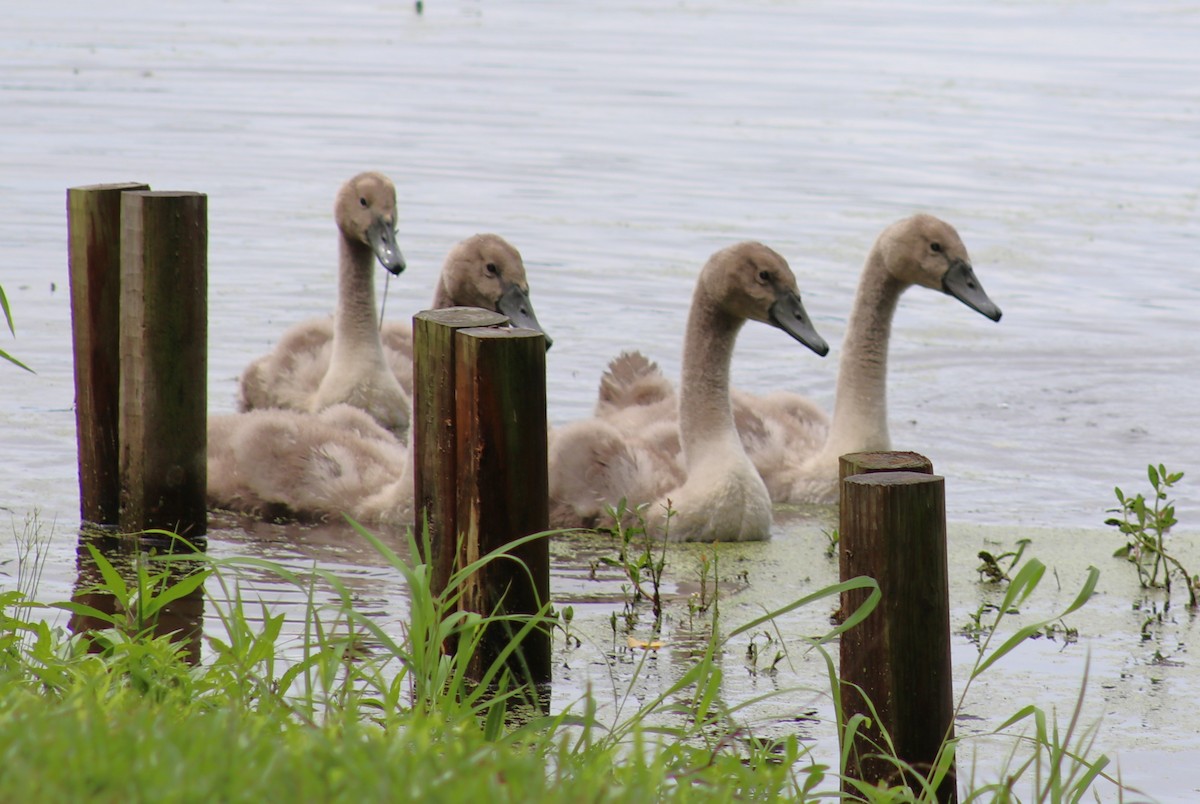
[
  {"x1": 839, "y1": 467, "x2": 956, "y2": 803},
  {"x1": 67, "y1": 182, "x2": 150, "y2": 526},
  {"x1": 455, "y1": 326, "x2": 550, "y2": 685},
  {"x1": 118, "y1": 191, "x2": 208, "y2": 538},
  {"x1": 412, "y1": 307, "x2": 509, "y2": 593}
]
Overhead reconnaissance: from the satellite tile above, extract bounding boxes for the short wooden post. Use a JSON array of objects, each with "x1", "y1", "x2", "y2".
[
  {"x1": 412, "y1": 307, "x2": 508, "y2": 592},
  {"x1": 67, "y1": 182, "x2": 150, "y2": 526},
  {"x1": 455, "y1": 327, "x2": 550, "y2": 685},
  {"x1": 839, "y1": 469, "x2": 956, "y2": 802},
  {"x1": 118, "y1": 191, "x2": 208, "y2": 537}
]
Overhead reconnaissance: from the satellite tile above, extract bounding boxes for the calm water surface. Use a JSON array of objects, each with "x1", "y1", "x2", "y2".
[{"x1": 3, "y1": 1, "x2": 1199, "y2": 797}]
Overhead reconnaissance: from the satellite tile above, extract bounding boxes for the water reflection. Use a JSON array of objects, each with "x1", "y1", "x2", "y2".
[{"x1": 69, "y1": 527, "x2": 206, "y2": 665}]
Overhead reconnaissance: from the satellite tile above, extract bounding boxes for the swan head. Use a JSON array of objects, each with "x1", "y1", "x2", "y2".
[
  {"x1": 335, "y1": 172, "x2": 407, "y2": 276},
  {"x1": 703, "y1": 242, "x2": 830, "y2": 357},
  {"x1": 878, "y1": 214, "x2": 1002, "y2": 322},
  {"x1": 441, "y1": 233, "x2": 553, "y2": 349}
]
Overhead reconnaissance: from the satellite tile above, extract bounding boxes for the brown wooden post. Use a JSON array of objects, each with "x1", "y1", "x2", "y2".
[
  {"x1": 67, "y1": 182, "x2": 150, "y2": 526},
  {"x1": 839, "y1": 468, "x2": 956, "y2": 802},
  {"x1": 118, "y1": 191, "x2": 208, "y2": 538},
  {"x1": 412, "y1": 307, "x2": 509, "y2": 593},
  {"x1": 454, "y1": 326, "x2": 550, "y2": 685}
]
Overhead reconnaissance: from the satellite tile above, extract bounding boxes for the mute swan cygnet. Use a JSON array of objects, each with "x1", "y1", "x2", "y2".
[
  {"x1": 207, "y1": 403, "x2": 412, "y2": 524},
  {"x1": 548, "y1": 242, "x2": 829, "y2": 542},
  {"x1": 238, "y1": 232, "x2": 550, "y2": 423},
  {"x1": 238, "y1": 172, "x2": 408, "y2": 436},
  {"x1": 596, "y1": 214, "x2": 1002, "y2": 505}
]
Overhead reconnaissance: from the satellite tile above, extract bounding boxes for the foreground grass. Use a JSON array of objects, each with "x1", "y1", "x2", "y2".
[{"x1": 0, "y1": 519, "x2": 1129, "y2": 802}]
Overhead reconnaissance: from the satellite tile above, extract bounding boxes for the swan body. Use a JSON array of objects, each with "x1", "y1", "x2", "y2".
[
  {"x1": 239, "y1": 172, "x2": 409, "y2": 436},
  {"x1": 548, "y1": 242, "x2": 829, "y2": 542},
  {"x1": 212, "y1": 230, "x2": 548, "y2": 524},
  {"x1": 597, "y1": 214, "x2": 1002, "y2": 505},
  {"x1": 207, "y1": 404, "x2": 413, "y2": 524},
  {"x1": 238, "y1": 233, "x2": 549, "y2": 424}
]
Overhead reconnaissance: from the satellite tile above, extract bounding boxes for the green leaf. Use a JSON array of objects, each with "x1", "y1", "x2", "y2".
[
  {"x1": 1148, "y1": 464, "x2": 1160, "y2": 488},
  {"x1": 974, "y1": 565, "x2": 1099, "y2": 678},
  {"x1": 0, "y1": 284, "x2": 14, "y2": 336},
  {"x1": 141, "y1": 568, "x2": 210, "y2": 619},
  {"x1": 0, "y1": 348, "x2": 33, "y2": 373}
]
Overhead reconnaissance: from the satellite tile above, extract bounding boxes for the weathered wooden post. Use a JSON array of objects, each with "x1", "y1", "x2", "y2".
[
  {"x1": 454, "y1": 326, "x2": 550, "y2": 684},
  {"x1": 118, "y1": 191, "x2": 208, "y2": 538},
  {"x1": 67, "y1": 182, "x2": 150, "y2": 526},
  {"x1": 412, "y1": 306, "x2": 508, "y2": 591},
  {"x1": 839, "y1": 456, "x2": 956, "y2": 802}
]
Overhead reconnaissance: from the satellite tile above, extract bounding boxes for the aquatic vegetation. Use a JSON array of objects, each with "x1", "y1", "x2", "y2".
[
  {"x1": 976, "y1": 537, "x2": 1031, "y2": 584},
  {"x1": 598, "y1": 499, "x2": 669, "y2": 627},
  {"x1": 1106, "y1": 463, "x2": 1197, "y2": 607}
]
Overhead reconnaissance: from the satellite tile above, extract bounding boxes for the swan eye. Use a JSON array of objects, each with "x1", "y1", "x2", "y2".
[
  {"x1": 359, "y1": 197, "x2": 368, "y2": 208},
  {"x1": 485, "y1": 262, "x2": 498, "y2": 275},
  {"x1": 930, "y1": 242, "x2": 942, "y2": 253},
  {"x1": 758, "y1": 270, "x2": 771, "y2": 283}
]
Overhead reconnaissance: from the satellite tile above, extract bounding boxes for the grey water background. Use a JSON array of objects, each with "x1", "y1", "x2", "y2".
[{"x1": 3, "y1": 1, "x2": 1200, "y2": 798}]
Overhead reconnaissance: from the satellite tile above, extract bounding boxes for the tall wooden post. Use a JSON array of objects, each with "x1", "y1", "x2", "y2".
[
  {"x1": 412, "y1": 307, "x2": 508, "y2": 591},
  {"x1": 839, "y1": 467, "x2": 956, "y2": 802},
  {"x1": 67, "y1": 182, "x2": 150, "y2": 526},
  {"x1": 454, "y1": 326, "x2": 550, "y2": 684},
  {"x1": 118, "y1": 191, "x2": 208, "y2": 538}
]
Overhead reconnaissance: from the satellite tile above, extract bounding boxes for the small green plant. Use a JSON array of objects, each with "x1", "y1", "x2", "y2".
[
  {"x1": 822, "y1": 527, "x2": 839, "y2": 559},
  {"x1": 744, "y1": 630, "x2": 784, "y2": 676},
  {"x1": 976, "y1": 538, "x2": 1031, "y2": 583},
  {"x1": 599, "y1": 499, "x2": 669, "y2": 626},
  {"x1": 1106, "y1": 463, "x2": 1197, "y2": 607},
  {"x1": 687, "y1": 547, "x2": 720, "y2": 624}
]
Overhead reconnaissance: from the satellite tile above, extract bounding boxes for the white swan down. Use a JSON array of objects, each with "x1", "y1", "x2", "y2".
[
  {"x1": 548, "y1": 241, "x2": 829, "y2": 543},
  {"x1": 595, "y1": 214, "x2": 1002, "y2": 505}
]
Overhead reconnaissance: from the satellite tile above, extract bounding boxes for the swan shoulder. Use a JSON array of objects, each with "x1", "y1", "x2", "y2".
[{"x1": 237, "y1": 317, "x2": 334, "y2": 412}]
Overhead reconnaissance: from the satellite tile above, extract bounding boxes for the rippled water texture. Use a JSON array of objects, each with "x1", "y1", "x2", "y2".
[{"x1": 3, "y1": 1, "x2": 1199, "y2": 798}]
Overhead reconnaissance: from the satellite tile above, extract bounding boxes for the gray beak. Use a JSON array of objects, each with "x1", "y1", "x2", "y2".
[
  {"x1": 498, "y1": 284, "x2": 553, "y2": 350},
  {"x1": 367, "y1": 217, "x2": 406, "y2": 275},
  {"x1": 768, "y1": 291, "x2": 829, "y2": 357},
  {"x1": 942, "y1": 259, "x2": 1001, "y2": 322}
]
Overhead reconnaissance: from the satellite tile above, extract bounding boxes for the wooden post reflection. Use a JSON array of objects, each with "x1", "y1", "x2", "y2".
[{"x1": 69, "y1": 528, "x2": 206, "y2": 665}]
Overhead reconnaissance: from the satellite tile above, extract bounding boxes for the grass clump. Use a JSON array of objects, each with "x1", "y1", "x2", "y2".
[{"x1": 0, "y1": 510, "x2": 1141, "y2": 802}]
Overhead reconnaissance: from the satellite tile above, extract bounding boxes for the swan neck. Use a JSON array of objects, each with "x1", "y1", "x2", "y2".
[
  {"x1": 430, "y1": 278, "x2": 452, "y2": 309},
  {"x1": 825, "y1": 250, "x2": 904, "y2": 457},
  {"x1": 678, "y1": 287, "x2": 742, "y2": 463},
  {"x1": 332, "y1": 234, "x2": 384, "y2": 361}
]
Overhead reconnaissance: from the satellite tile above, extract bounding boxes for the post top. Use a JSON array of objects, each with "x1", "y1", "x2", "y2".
[
  {"x1": 844, "y1": 471, "x2": 944, "y2": 487},
  {"x1": 68, "y1": 182, "x2": 151, "y2": 194},
  {"x1": 456, "y1": 326, "x2": 544, "y2": 341},
  {"x1": 414, "y1": 307, "x2": 509, "y2": 328},
  {"x1": 122, "y1": 191, "x2": 208, "y2": 199}
]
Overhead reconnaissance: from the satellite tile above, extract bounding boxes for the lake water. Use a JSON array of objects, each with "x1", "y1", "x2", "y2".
[{"x1": 3, "y1": 1, "x2": 1200, "y2": 799}]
